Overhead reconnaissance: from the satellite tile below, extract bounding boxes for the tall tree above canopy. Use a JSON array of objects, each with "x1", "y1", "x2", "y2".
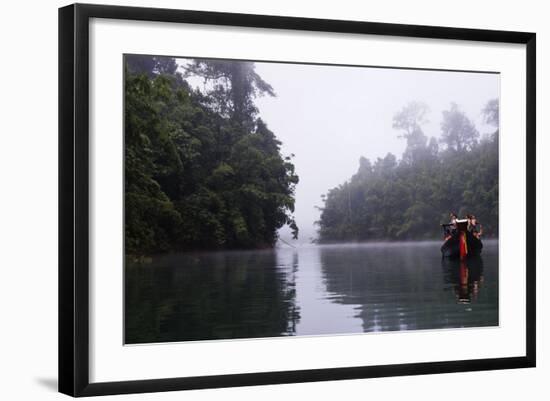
[
  {"x1": 392, "y1": 101, "x2": 429, "y2": 137},
  {"x1": 184, "y1": 60, "x2": 276, "y2": 129},
  {"x1": 392, "y1": 101, "x2": 432, "y2": 164},
  {"x1": 482, "y1": 98, "x2": 499, "y2": 128},
  {"x1": 440, "y1": 102, "x2": 479, "y2": 152}
]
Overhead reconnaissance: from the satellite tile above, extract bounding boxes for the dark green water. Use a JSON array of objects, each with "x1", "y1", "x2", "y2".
[{"x1": 125, "y1": 240, "x2": 498, "y2": 344}]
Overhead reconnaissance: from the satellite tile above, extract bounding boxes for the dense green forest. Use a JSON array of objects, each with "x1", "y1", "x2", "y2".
[
  {"x1": 125, "y1": 55, "x2": 298, "y2": 254},
  {"x1": 317, "y1": 100, "x2": 499, "y2": 242},
  {"x1": 125, "y1": 54, "x2": 499, "y2": 250}
]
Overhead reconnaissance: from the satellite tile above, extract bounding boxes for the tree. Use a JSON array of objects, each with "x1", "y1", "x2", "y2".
[
  {"x1": 126, "y1": 54, "x2": 179, "y2": 77},
  {"x1": 353, "y1": 156, "x2": 373, "y2": 182},
  {"x1": 124, "y1": 71, "x2": 184, "y2": 253},
  {"x1": 392, "y1": 101, "x2": 432, "y2": 164},
  {"x1": 318, "y1": 101, "x2": 498, "y2": 242},
  {"x1": 184, "y1": 60, "x2": 275, "y2": 130},
  {"x1": 482, "y1": 99, "x2": 499, "y2": 128},
  {"x1": 124, "y1": 56, "x2": 298, "y2": 254},
  {"x1": 392, "y1": 101, "x2": 429, "y2": 133},
  {"x1": 440, "y1": 102, "x2": 479, "y2": 152}
]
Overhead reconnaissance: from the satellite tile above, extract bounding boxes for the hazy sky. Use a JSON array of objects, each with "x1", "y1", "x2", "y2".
[{"x1": 179, "y1": 59, "x2": 500, "y2": 243}]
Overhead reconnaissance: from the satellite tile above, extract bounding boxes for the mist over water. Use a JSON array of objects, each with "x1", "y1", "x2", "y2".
[
  {"x1": 125, "y1": 240, "x2": 498, "y2": 343},
  {"x1": 124, "y1": 56, "x2": 500, "y2": 344}
]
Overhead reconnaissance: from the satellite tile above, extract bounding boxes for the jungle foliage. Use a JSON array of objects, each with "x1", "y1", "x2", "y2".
[
  {"x1": 125, "y1": 55, "x2": 298, "y2": 254},
  {"x1": 317, "y1": 100, "x2": 499, "y2": 242}
]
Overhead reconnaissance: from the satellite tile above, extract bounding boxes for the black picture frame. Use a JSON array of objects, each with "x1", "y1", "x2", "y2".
[{"x1": 59, "y1": 3, "x2": 536, "y2": 397}]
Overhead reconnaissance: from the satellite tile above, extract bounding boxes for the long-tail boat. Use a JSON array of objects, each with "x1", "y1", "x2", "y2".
[{"x1": 441, "y1": 219, "x2": 482, "y2": 259}]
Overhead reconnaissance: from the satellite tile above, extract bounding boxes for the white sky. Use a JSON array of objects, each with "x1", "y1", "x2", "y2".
[{"x1": 178, "y1": 59, "x2": 500, "y2": 243}]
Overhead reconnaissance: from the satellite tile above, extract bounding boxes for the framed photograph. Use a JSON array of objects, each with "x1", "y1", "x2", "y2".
[{"x1": 59, "y1": 3, "x2": 536, "y2": 397}]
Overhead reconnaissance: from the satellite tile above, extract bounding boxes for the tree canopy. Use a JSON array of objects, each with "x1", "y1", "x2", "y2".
[
  {"x1": 317, "y1": 100, "x2": 499, "y2": 242},
  {"x1": 125, "y1": 55, "x2": 298, "y2": 254}
]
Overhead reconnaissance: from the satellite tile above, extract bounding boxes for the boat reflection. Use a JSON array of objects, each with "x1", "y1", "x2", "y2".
[{"x1": 441, "y1": 256, "x2": 484, "y2": 304}]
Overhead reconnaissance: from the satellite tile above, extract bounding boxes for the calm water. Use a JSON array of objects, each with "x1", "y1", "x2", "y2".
[{"x1": 125, "y1": 240, "x2": 498, "y2": 344}]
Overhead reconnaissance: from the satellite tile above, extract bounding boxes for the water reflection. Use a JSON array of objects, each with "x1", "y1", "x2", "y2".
[
  {"x1": 125, "y1": 250, "x2": 300, "y2": 344},
  {"x1": 289, "y1": 247, "x2": 364, "y2": 336},
  {"x1": 125, "y1": 241, "x2": 498, "y2": 344},
  {"x1": 441, "y1": 256, "x2": 484, "y2": 304},
  {"x1": 318, "y1": 242, "x2": 498, "y2": 333}
]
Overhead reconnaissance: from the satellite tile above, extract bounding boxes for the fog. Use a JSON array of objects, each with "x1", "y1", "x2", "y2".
[
  {"x1": 254, "y1": 62, "x2": 499, "y2": 243},
  {"x1": 179, "y1": 59, "x2": 499, "y2": 244}
]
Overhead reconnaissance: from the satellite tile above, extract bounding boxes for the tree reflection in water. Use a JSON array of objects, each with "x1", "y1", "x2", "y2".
[
  {"x1": 125, "y1": 250, "x2": 300, "y2": 344},
  {"x1": 125, "y1": 242, "x2": 498, "y2": 343},
  {"x1": 318, "y1": 242, "x2": 498, "y2": 334}
]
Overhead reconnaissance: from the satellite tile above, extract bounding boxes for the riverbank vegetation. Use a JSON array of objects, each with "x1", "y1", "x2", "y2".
[
  {"x1": 125, "y1": 55, "x2": 298, "y2": 254},
  {"x1": 317, "y1": 100, "x2": 499, "y2": 242}
]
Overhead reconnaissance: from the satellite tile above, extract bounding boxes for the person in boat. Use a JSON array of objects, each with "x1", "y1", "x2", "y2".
[
  {"x1": 450, "y1": 212, "x2": 458, "y2": 226},
  {"x1": 442, "y1": 212, "x2": 458, "y2": 237},
  {"x1": 468, "y1": 214, "x2": 483, "y2": 239}
]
